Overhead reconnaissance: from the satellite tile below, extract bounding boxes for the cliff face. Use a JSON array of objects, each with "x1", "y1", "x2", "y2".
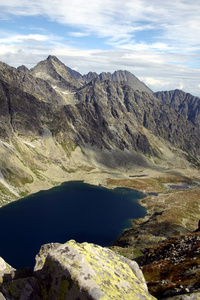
[
  {"x1": 78, "y1": 69, "x2": 153, "y2": 94},
  {"x1": 0, "y1": 56, "x2": 200, "y2": 204},
  {"x1": 155, "y1": 89, "x2": 200, "y2": 130}
]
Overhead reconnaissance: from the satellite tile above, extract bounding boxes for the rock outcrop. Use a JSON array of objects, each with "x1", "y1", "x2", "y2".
[
  {"x1": 0, "y1": 293, "x2": 6, "y2": 300},
  {"x1": 0, "y1": 257, "x2": 15, "y2": 284},
  {"x1": 0, "y1": 240, "x2": 156, "y2": 300}
]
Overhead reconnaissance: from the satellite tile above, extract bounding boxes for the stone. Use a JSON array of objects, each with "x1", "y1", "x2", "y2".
[
  {"x1": 0, "y1": 293, "x2": 6, "y2": 300},
  {"x1": 0, "y1": 257, "x2": 16, "y2": 284},
  {"x1": 36, "y1": 240, "x2": 156, "y2": 300},
  {"x1": 0, "y1": 277, "x2": 41, "y2": 300},
  {"x1": 34, "y1": 242, "x2": 61, "y2": 272},
  {"x1": 163, "y1": 292, "x2": 200, "y2": 299}
]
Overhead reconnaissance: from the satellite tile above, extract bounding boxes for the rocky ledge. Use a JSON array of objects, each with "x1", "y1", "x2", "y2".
[{"x1": 0, "y1": 240, "x2": 155, "y2": 300}]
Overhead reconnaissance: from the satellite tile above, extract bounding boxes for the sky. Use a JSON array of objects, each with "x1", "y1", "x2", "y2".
[{"x1": 0, "y1": 0, "x2": 200, "y2": 96}]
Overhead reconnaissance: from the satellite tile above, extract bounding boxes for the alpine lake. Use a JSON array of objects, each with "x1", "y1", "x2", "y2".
[{"x1": 0, "y1": 181, "x2": 146, "y2": 269}]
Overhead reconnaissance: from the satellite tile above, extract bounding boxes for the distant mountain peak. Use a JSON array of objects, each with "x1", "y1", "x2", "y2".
[
  {"x1": 30, "y1": 55, "x2": 82, "y2": 92},
  {"x1": 76, "y1": 69, "x2": 152, "y2": 94},
  {"x1": 47, "y1": 55, "x2": 58, "y2": 61},
  {"x1": 17, "y1": 65, "x2": 29, "y2": 73},
  {"x1": 1, "y1": 57, "x2": 200, "y2": 205},
  {"x1": 31, "y1": 55, "x2": 152, "y2": 94}
]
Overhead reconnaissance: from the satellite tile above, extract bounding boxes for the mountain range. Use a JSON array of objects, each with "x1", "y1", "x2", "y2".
[{"x1": 0, "y1": 55, "x2": 200, "y2": 204}]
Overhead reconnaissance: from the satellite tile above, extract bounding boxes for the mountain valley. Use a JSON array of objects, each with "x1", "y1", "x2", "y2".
[
  {"x1": 1, "y1": 55, "x2": 200, "y2": 299},
  {"x1": 1, "y1": 55, "x2": 200, "y2": 205}
]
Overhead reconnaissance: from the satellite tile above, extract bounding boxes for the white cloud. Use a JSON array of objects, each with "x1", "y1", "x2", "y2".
[
  {"x1": 1, "y1": 0, "x2": 200, "y2": 53},
  {"x1": 0, "y1": 0, "x2": 200, "y2": 96},
  {"x1": 1, "y1": 41, "x2": 200, "y2": 96},
  {"x1": 143, "y1": 77, "x2": 170, "y2": 88},
  {"x1": 0, "y1": 33, "x2": 50, "y2": 44},
  {"x1": 69, "y1": 32, "x2": 90, "y2": 38}
]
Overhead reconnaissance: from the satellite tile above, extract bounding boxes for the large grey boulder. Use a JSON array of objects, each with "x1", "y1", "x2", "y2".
[
  {"x1": 0, "y1": 292, "x2": 6, "y2": 300},
  {"x1": 0, "y1": 257, "x2": 15, "y2": 284},
  {"x1": 36, "y1": 239, "x2": 156, "y2": 299},
  {"x1": 34, "y1": 242, "x2": 61, "y2": 272}
]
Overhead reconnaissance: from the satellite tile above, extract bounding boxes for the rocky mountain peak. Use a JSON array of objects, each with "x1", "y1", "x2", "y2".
[
  {"x1": 78, "y1": 68, "x2": 152, "y2": 93},
  {"x1": 111, "y1": 70, "x2": 152, "y2": 93},
  {"x1": 47, "y1": 54, "x2": 57, "y2": 61},
  {"x1": 155, "y1": 89, "x2": 200, "y2": 129},
  {"x1": 0, "y1": 56, "x2": 200, "y2": 205},
  {"x1": 30, "y1": 55, "x2": 82, "y2": 92},
  {"x1": 17, "y1": 65, "x2": 29, "y2": 73}
]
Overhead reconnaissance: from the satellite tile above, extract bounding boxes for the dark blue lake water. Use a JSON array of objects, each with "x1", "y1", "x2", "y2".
[{"x1": 0, "y1": 181, "x2": 145, "y2": 269}]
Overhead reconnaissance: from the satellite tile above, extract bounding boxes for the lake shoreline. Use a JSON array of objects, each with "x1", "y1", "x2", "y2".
[
  {"x1": 1, "y1": 165, "x2": 200, "y2": 268},
  {"x1": 0, "y1": 181, "x2": 146, "y2": 269}
]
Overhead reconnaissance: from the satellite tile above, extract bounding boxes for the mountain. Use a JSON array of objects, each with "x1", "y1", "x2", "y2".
[
  {"x1": 0, "y1": 56, "x2": 200, "y2": 206},
  {"x1": 2, "y1": 56, "x2": 200, "y2": 299},
  {"x1": 0, "y1": 60, "x2": 63, "y2": 104},
  {"x1": 30, "y1": 55, "x2": 82, "y2": 93},
  {"x1": 41, "y1": 56, "x2": 152, "y2": 93},
  {"x1": 100, "y1": 70, "x2": 152, "y2": 93},
  {"x1": 155, "y1": 89, "x2": 200, "y2": 129},
  {"x1": 77, "y1": 69, "x2": 152, "y2": 93},
  {"x1": 17, "y1": 65, "x2": 29, "y2": 73}
]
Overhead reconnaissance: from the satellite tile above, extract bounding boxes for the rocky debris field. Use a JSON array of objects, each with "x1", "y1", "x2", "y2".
[{"x1": 139, "y1": 232, "x2": 200, "y2": 299}]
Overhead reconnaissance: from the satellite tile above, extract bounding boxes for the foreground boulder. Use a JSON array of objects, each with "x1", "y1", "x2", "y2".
[
  {"x1": 35, "y1": 240, "x2": 156, "y2": 299},
  {"x1": 0, "y1": 240, "x2": 156, "y2": 299},
  {"x1": 0, "y1": 293, "x2": 6, "y2": 300},
  {"x1": 0, "y1": 257, "x2": 15, "y2": 284}
]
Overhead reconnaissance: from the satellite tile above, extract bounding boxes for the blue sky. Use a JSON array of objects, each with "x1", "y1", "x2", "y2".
[{"x1": 0, "y1": 0, "x2": 200, "y2": 96}]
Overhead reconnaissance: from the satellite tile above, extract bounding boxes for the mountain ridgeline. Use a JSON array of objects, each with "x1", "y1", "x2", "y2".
[{"x1": 0, "y1": 55, "x2": 200, "y2": 204}]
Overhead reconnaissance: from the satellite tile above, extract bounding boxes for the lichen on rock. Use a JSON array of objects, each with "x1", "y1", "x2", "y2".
[
  {"x1": 36, "y1": 239, "x2": 156, "y2": 299},
  {"x1": 0, "y1": 257, "x2": 15, "y2": 284},
  {"x1": 34, "y1": 242, "x2": 61, "y2": 272}
]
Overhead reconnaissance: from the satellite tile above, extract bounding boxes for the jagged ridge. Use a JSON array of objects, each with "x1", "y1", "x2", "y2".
[{"x1": 0, "y1": 56, "x2": 200, "y2": 205}]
